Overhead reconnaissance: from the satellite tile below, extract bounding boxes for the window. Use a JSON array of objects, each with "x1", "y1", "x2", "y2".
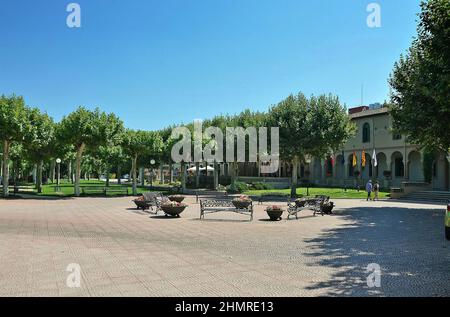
[
  {"x1": 362, "y1": 123, "x2": 370, "y2": 143},
  {"x1": 393, "y1": 133, "x2": 402, "y2": 140}
]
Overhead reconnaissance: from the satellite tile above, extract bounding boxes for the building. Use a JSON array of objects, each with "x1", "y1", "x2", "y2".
[{"x1": 234, "y1": 105, "x2": 450, "y2": 191}]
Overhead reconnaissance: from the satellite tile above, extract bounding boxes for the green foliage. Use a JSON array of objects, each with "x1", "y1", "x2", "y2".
[
  {"x1": 58, "y1": 106, "x2": 124, "y2": 150},
  {"x1": 423, "y1": 147, "x2": 435, "y2": 183},
  {"x1": 250, "y1": 182, "x2": 274, "y2": 190},
  {"x1": 268, "y1": 93, "x2": 355, "y2": 161},
  {"x1": 0, "y1": 95, "x2": 29, "y2": 142},
  {"x1": 227, "y1": 181, "x2": 248, "y2": 193},
  {"x1": 389, "y1": 0, "x2": 450, "y2": 152}
]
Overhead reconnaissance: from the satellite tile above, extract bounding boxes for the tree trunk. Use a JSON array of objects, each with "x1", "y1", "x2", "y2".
[
  {"x1": 169, "y1": 162, "x2": 173, "y2": 183},
  {"x1": 2, "y1": 140, "x2": 10, "y2": 197},
  {"x1": 106, "y1": 168, "x2": 110, "y2": 187},
  {"x1": 50, "y1": 160, "x2": 55, "y2": 183},
  {"x1": 74, "y1": 143, "x2": 85, "y2": 197},
  {"x1": 132, "y1": 155, "x2": 138, "y2": 196},
  {"x1": 230, "y1": 162, "x2": 236, "y2": 191},
  {"x1": 37, "y1": 160, "x2": 43, "y2": 194},
  {"x1": 181, "y1": 162, "x2": 186, "y2": 193},
  {"x1": 213, "y1": 161, "x2": 219, "y2": 190},
  {"x1": 291, "y1": 157, "x2": 299, "y2": 198},
  {"x1": 68, "y1": 160, "x2": 72, "y2": 183},
  {"x1": 195, "y1": 162, "x2": 200, "y2": 188},
  {"x1": 160, "y1": 165, "x2": 164, "y2": 184},
  {"x1": 140, "y1": 167, "x2": 145, "y2": 187},
  {"x1": 117, "y1": 166, "x2": 121, "y2": 185}
]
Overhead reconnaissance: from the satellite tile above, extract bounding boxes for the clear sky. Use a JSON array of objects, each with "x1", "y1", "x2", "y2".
[{"x1": 0, "y1": 0, "x2": 421, "y2": 130}]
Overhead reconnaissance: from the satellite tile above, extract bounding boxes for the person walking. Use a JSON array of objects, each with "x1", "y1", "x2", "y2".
[
  {"x1": 365, "y1": 180, "x2": 373, "y2": 201},
  {"x1": 373, "y1": 181, "x2": 380, "y2": 201}
]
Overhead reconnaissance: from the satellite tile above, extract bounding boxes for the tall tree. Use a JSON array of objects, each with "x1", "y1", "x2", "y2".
[
  {"x1": 122, "y1": 130, "x2": 163, "y2": 195},
  {"x1": 0, "y1": 95, "x2": 30, "y2": 197},
  {"x1": 23, "y1": 108, "x2": 57, "y2": 193},
  {"x1": 58, "y1": 107, "x2": 124, "y2": 196},
  {"x1": 389, "y1": 0, "x2": 450, "y2": 152},
  {"x1": 268, "y1": 93, "x2": 355, "y2": 197}
]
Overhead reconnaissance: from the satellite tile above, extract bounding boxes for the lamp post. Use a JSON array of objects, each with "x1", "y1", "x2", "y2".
[
  {"x1": 305, "y1": 157, "x2": 312, "y2": 197},
  {"x1": 56, "y1": 158, "x2": 61, "y2": 187},
  {"x1": 150, "y1": 159, "x2": 155, "y2": 189}
]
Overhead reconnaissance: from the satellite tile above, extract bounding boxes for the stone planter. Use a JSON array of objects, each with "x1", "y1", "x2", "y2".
[
  {"x1": 266, "y1": 208, "x2": 284, "y2": 221},
  {"x1": 168, "y1": 195, "x2": 185, "y2": 203},
  {"x1": 161, "y1": 205, "x2": 187, "y2": 217},
  {"x1": 133, "y1": 199, "x2": 149, "y2": 210},
  {"x1": 232, "y1": 200, "x2": 252, "y2": 209}
]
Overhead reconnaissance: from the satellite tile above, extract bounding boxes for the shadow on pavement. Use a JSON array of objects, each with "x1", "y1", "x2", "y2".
[{"x1": 303, "y1": 205, "x2": 450, "y2": 297}]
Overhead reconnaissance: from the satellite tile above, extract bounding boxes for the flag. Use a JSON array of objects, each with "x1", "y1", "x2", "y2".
[
  {"x1": 372, "y1": 149, "x2": 378, "y2": 167},
  {"x1": 352, "y1": 151, "x2": 357, "y2": 167},
  {"x1": 361, "y1": 150, "x2": 366, "y2": 167},
  {"x1": 331, "y1": 154, "x2": 335, "y2": 167}
]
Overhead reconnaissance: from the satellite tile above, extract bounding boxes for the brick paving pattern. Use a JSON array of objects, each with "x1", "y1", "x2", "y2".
[{"x1": 0, "y1": 196, "x2": 449, "y2": 297}]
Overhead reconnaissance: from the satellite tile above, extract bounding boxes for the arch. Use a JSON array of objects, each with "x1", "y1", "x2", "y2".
[
  {"x1": 391, "y1": 151, "x2": 404, "y2": 179},
  {"x1": 313, "y1": 158, "x2": 322, "y2": 181},
  {"x1": 408, "y1": 151, "x2": 423, "y2": 182},
  {"x1": 361, "y1": 152, "x2": 373, "y2": 180},
  {"x1": 362, "y1": 123, "x2": 370, "y2": 143},
  {"x1": 335, "y1": 154, "x2": 345, "y2": 179},
  {"x1": 348, "y1": 154, "x2": 355, "y2": 177},
  {"x1": 376, "y1": 152, "x2": 388, "y2": 180},
  {"x1": 433, "y1": 154, "x2": 449, "y2": 190}
]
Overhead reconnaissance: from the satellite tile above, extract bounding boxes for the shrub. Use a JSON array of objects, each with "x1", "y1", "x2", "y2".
[{"x1": 251, "y1": 182, "x2": 274, "y2": 190}]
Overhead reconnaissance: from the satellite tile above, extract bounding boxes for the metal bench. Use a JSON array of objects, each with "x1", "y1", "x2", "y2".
[
  {"x1": 286, "y1": 196, "x2": 331, "y2": 219},
  {"x1": 200, "y1": 199, "x2": 253, "y2": 221},
  {"x1": 81, "y1": 186, "x2": 128, "y2": 196}
]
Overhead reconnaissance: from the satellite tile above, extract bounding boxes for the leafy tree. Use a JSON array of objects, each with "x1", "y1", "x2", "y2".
[
  {"x1": 389, "y1": 0, "x2": 450, "y2": 152},
  {"x1": 23, "y1": 108, "x2": 57, "y2": 193},
  {"x1": 0, "y1": 95, "x2": 30, "y2": 197},
  {"x1": 268, "y1": 93, "x2": 355, "y2": 197},
  {"x1": 58, "y1": 107, "x2": 124, "y2": 196},
  {"x1": 122, "y1": 130, "x2": 163, "y2": 195}
]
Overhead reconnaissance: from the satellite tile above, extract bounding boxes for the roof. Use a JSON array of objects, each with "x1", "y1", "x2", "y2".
[{"x1": 349, "y1": 106, "x2": 389, "y2": 119}]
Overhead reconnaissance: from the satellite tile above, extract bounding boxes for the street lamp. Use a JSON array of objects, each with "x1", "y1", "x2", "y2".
[
  {"x1": 150, "y1": 159, "x2": 156, "y2": 189},
  {"x1": 305, "y1": 156, "x2": 312, "y2": 197},
  {"x1": 56, "y1": 158, "x2": 62, "y2": 186}
]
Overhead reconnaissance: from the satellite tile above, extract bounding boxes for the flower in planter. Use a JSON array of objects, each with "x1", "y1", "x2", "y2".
[
  {"x1": 233, "y1": 195, "x2": 252, "y2": 202},
  {"x1": 134, "y1": 196, "x2": 145, "y2": 201},
  {"x1": 162, "y1": 201, "x2": 187, "y2": 208},
  {"x1": 266, "y1": 205, "x2": 284, "y2": 212}
]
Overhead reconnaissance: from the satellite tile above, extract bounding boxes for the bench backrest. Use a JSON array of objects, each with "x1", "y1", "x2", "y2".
[{"x1": 200, "y1": 199, "x2": 236, "y2": 208}]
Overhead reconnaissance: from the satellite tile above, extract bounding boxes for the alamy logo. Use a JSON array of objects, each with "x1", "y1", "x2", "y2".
[
  {"x1": 66, "y1": 263, "x2": 81, "y2": 288},
  {"x1": 367, "y1": 3, "x2": 381, "y2": 28},
  {"x1": 66, "y1": 3, "x2": 81, "y2": 28},
  {"x1": 366, "y1": 263, "x2": 381, "y2": 288},
  {"x1": 171, "y1": 120, "x2": 280, "y2": 173}
]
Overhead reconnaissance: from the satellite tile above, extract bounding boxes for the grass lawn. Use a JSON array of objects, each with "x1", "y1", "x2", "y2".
[
  {"x1": 28, "y1": 180, "x2": 156, "y2": 197},
  {"x1": 243, "y1": 187, "x2": 390, "y2": 199}
]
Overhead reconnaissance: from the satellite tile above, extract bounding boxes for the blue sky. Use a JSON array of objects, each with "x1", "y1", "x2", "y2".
[{"x1": 0, "y1": 0, "x2": 421, "y2": 130}]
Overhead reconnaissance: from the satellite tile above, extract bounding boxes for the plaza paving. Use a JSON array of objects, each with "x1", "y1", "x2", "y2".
[{"x1": 0, "y1": 195, "x2": 449, "y2": 297}]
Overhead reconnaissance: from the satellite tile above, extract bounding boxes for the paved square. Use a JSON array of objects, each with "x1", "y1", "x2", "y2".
[{"x1": 0, "y1": 196, "x2": 449, "y2": 296}]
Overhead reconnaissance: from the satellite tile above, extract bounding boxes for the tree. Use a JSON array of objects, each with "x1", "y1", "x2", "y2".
[
  {"x1": 122, "y1": 130, "x2": 163, "y2": 195},
  {"x1": 389, "y1": 0, "x2": 450, "y2": 152},
  {"x1": 58, "y1": 107, "x2": 124, "y2": 196},
  {"x1": 268, "y1": 93, "x2": 355, "y2": 197},
  {"x1": 23, "y1": 108, "x2": 57, "y2": 193},
  {"x1": 0, "y1": 95, "x2": 30, "y2": 197}
]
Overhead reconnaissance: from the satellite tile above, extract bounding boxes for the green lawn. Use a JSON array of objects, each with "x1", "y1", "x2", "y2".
[
  {"x1": 243, "y1": 187, "x2": 390, "y2": 199},
  {"x1": 32, "y1": 180, "x2": 153, "y2": 197}
]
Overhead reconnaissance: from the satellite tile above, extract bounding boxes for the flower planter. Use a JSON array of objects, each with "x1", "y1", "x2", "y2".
[
  {"x1": 232, "y1": 200, "x2": 252, "y2": 209},
  {"x1": 168, "y1": 195, "x2": 185, "y2": 203},
  {"x1": 161, "y1": 205, "x2": 187, "y2": 217},
  {"x1": 133, "y1": 199, "x2": 150, "y2": 210},
  {"x1": 266, "y1": 208, "x2": 284, "y2": 221}
]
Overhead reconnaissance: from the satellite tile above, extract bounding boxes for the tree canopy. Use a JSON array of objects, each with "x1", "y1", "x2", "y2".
[{"x1": 389, "y1": 0, "x2": 450, "y2": 152}]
